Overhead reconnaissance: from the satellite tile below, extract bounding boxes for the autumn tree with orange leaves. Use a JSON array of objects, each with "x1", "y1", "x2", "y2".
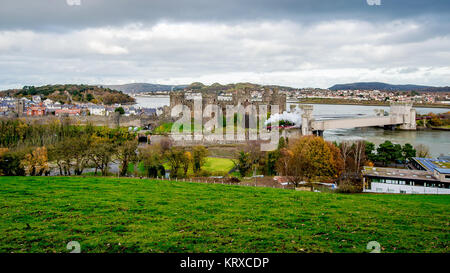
[
  {"x1": 277, "y1": 136, "x2": 343, "y2": 187},
  {"x1": 21, "y1": 147, "x2": 50, "y2": 176}
]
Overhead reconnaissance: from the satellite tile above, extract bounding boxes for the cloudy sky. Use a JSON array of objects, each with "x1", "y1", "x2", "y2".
[{"x1": 0, "y1": 0, "x2": 449, "y2": 89}]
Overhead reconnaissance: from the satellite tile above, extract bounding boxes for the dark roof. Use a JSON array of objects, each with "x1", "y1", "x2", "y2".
[{"x1": 363, "y1": 167, "x2": 439, "y2": 182}]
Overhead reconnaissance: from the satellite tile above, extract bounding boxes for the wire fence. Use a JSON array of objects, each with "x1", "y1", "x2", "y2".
[{"x1": 151, "y1": 176, "x2": 293, "y2": 190}]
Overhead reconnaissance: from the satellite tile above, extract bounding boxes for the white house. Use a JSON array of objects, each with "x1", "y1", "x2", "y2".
[{"x1": 88, "y1": 105, "x2": 106, "y2": 116}]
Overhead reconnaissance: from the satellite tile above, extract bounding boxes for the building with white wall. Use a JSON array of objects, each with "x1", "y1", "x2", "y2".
[
  {"x1": 88, "y1": 105, "x2": 106, "y2": 116},
  {"x1": 363, "y1": 157, "x2": 450, "y2": 194}
]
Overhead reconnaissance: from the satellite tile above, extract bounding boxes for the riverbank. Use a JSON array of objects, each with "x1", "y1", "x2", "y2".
[{"x1": 417, "y1": 126, "x2": 450, "y2": 131}]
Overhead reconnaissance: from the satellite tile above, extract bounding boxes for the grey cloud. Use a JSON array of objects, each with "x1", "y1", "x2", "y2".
[
  {"x1": 0, "y1": 19, "x2": 449, "y2": 89},
  {"x1": 0, "y1": 0, "x2": 449, "y2": 89},
  {"x1": 397, "y1": 67, "x2": 419, "y2": 74},
  {"x1": 0, "y1": 0, "x2": 449, "y2": 31}
]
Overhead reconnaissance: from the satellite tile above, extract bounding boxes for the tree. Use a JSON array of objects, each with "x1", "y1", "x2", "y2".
[
  {"x1": 266, "y1": 150, "x2": 280, "y2": 176},
  {"x1": 393, "y1": 143, "x2": 404, "y2": 163},
  {"x1": 0, "y1": 148, "x2": 8, "y2": 156},
  {"x1": 164, "y1": 147, "x2": 186, "y2": 178},
  {"x1": 246, "y1": 141, "x2": 266, "y2": 175},
  {"x1": 365, "y1": 141, "x2": 376, "y2": 162},
  {"x1": 261, "y1": 137, "x2": 291, "y2": 176},
  {"x1": 21, "y1": 147, "x2": 49, "y2": 176},
  {"x1": 86, "y1": 93, "x2": 94, "y2": 102},
  {"x1": 181, "y1": 151, "x2": 192, "y2": 177},
  {"x1": 352, "y1": 141, "x2": 366, "y2": 173},
  {"x1": 430, "y1": 115, "x2": 443, "y2": 127},
  {"x1": 48, "y1": 140, "x2": 74, "y2": 176},
  {"x1": 0, "y1": 148, "x2": 8, "y2": 176},
  {"x1": 338, "y1": 141, "x2": 366, "y2": 191},
  {"x1": 339, "y1": 141, "x2": 353, "y2": 174},
  {"x1": 0, "y1": 149, "x2": 25, "y2": 176},
  {"x1": 47, "y1": 137, "x2": 88, "y2": 176},
  {"x1": 277, "y1": 148, "x2": 292, "y2": 180},
  {"x1": 277, "y1": 136, "x2": 343, "y2": 187},
  {"x1": 117, "y1": 140, "x2": 138, "y2": 177},
  {"x1": 415, "y1": 144, "x2": 431, "y2": 158},
  {"x1": 188, "y1": 82, "x2": 205, "y2": 90},
  {"x1": 376, "y1": 141, "x2": 404, "y2": 166},
  {"x1": 234, "y1": 151, "x2": 252, "y2": 177},
  {"x1": 115, "y1": 107, "x2": 125, "y2": 115},
  {"x1": 139, "y1": 145, "x2": 165, "y2": 178},
  {"x1": 278, "y1": 137, "x2": 286, "y2": 149},
  {"x1": 232, "y1": 141, "x2": 268, "y2": 177},
  {"x1": 192, "y1": 146, "x2": 209, "y2": 174},
  {"x1": 88, "y1": 137, "x2": 117, "y2": 176},
  {"x1": 402, "y1": 143, "x2": 416, "y2": 162},
  {"x1": 71, "y1": 136, "x2": 92, "y2": 175},
  {"x1": 160, "y1": 138, "x2": 173, "y2": 154}
]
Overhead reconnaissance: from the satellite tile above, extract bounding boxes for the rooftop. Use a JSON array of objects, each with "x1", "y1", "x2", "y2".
[
  {"x1": 363, "y1": 167, "x2": 439, "y2": 182},
  {"x1": 413, "y1": 157, "x2": 450, "y2": 174}
]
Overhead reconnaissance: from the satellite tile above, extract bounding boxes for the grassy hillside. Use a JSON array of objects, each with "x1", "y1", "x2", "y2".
[{"x1": 0, "y1": 177, "x2": 448, "y2": 253}]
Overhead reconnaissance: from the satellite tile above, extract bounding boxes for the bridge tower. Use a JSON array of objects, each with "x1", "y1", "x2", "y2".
[
  {"x1": 389, "y1": 102, "x2": 416, "y2": 130},
  {"x1": 301, "y1": 105, "x2": 314, "y2": 136}
]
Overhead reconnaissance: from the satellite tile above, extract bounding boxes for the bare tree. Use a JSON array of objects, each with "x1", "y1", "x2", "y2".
[
  {"x1": 340, "y1": 141, "x2": 352, "y2": 174},
  {"x1": 353, "y1": 141, "x2": 366, "y2": 173},
  {"x1": 160, "y1": 138, "x2": 173, "y2": 154},
  {"x1": 415, "y1": 144, "x2": 430, "y2": 158}
]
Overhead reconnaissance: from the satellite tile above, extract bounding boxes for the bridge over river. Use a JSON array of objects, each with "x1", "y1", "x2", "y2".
[{"x1": 299, "y1": 103, "x2": 417, "y2": 136}]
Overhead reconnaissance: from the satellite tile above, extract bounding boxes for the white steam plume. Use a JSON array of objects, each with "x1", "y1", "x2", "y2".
[{"x1": 265, "y1": 106, "x2": 303, "y2": 127}]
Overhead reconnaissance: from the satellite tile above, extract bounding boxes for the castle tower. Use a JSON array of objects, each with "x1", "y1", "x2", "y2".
[
  {"x1": 170, "y1": 92, "x2": 185, "y2": 108},
  {"x1": 15, "y1": 100, "x2": 25, "y2": 117}
]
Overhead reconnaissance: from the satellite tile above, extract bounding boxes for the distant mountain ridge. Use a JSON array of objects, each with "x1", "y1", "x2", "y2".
[
  {"x1": 105, "y1": 82, "x2": 297, "y2": 94},
  {"x1": 103, "y1": 81, "x2": 450, "y2": 93},
  {"x1": 329, "y1": 82, "x2": 450, "y2": 92},
  {"x1": 103, "y1": 83, "x2": 187, "y2": 93}
]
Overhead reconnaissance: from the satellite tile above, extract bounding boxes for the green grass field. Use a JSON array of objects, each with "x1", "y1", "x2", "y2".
[
  {"x1": 0, "y1": 176, "x2": 448, "y2": 253},
  {"x1": 126, "y1": 157, "x2": 234, "y2": 177},
  {"x1": 203, "y1": 157, "x2": 235, "y2": 174}
]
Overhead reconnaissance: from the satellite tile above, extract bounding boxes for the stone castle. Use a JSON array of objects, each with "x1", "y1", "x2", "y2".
[{"x1": 166, "y1": 88, "x2": 287, "y2": 118}]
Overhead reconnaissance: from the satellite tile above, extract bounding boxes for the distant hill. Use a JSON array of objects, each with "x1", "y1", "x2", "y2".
[
  {"x1": 0, "y1": 84, "x2": 135, "y2": 105},
  {"x1": 104, "y1": 82, "x2": 297, "y2": 94},
  {"x1": 329, "y1": 82, "x2": 450, "y2": 92},
  {"x1": 104, "y1": 83, "x2": 187, "y2": 93},
  {"x1": 184, "y1": 82, "x2": 296, "y2": 93}
]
